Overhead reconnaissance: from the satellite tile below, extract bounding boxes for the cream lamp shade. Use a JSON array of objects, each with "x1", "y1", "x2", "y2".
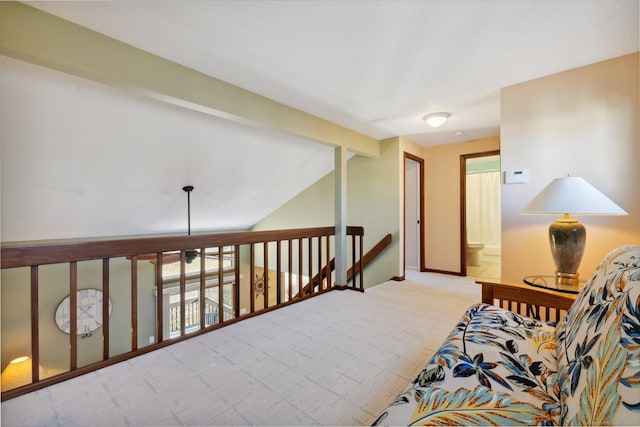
[
  {"x1": 1, "y1": 356, "x2": 44, "y2": 392},
  {"x1": 521, "y1": 176, "x2": 627, "y2": 286}
]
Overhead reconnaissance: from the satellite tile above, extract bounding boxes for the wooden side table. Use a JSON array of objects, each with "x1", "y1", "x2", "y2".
[
  {"x1": 522, "y1": 275, "x2": 585, "y2": 294},
  {"x1": 476, "y1": 279, "x2": 578, "y2": 322}
]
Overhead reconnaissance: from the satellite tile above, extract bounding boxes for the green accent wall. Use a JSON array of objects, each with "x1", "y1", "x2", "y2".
[
  {"x1": 1, "y1": 259, "x2": 157, "y2": 373},
  {"x1": 253, "y1": 138, "x2": 402, "y2": 288}
]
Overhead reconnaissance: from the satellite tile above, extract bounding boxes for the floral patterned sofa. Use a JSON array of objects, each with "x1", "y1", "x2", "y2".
[{"x1": 373, "y1": 245, "x2": 639, "y2": 426}]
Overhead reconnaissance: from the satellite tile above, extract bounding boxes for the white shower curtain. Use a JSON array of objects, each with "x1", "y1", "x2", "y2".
[{"x1": 466, "y1": 171, "x2": 501, "y2": 252}]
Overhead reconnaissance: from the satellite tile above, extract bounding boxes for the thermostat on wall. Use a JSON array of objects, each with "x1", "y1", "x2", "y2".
[{"x1": 504, "y1": 169, "x2": 529, "y2": 184}]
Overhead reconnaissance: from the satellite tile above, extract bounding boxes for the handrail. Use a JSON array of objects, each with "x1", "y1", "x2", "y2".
[
  {"x1": 348, "y1": 232, "x2": 392, "y2": 280},
  {"x1": 1, "y1": 227, "x2": 365, "y2": 268},
  {"x1": 0, "y1": 226, "x2": 365, "y2": 401},
  {"x1": 300, "y1": 233, "x2": 392, "y2": 296}
]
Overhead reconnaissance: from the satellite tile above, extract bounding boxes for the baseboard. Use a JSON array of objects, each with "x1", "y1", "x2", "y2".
[
  {"x1": 423, "y1": 268, "x2": 465, "y2": 277},
  {"x1": 390, "y1": 275, "x2": 405, "y2": 281}
]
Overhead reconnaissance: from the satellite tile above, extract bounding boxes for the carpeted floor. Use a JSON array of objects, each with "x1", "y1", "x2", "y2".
[{"x1": 1, "y1": 271, "x2": 481, "y2": 426}]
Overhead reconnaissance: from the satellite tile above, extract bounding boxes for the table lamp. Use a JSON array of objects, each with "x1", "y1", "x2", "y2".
[
  {"x1": 521, "y1": 176, "x2": 627, "y2": 286},
  {"x1": 1, "y1": 356, "x2": 35, "y2": 391}
]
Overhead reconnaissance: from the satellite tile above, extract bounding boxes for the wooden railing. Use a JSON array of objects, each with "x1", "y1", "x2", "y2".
[
  {"x1": 477, "y1": 279, "x2": 577, "y2": 322},
  {"x1": 298, "y1": 233, "x2": 392, "y2": 296},
  {"x1": 0, "y1": 226, "x2": 365, "y2": 400}
]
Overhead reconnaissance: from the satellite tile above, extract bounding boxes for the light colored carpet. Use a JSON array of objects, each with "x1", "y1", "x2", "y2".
[{"x1": 1, "y1": 271, "x2": 481, "y2": 426}]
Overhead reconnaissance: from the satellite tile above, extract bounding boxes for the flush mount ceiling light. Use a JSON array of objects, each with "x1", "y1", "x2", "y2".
[{"x1": 422, "y1": 112, "x2": 450, "y2": 128}]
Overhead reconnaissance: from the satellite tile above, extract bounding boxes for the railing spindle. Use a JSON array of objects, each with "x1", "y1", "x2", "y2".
[
  {"x1": 155, "y1": 253, "x2": 163, "y2": 343},
  {"x1": 200, "y1": 249, "x2": 206, "y2": 329},
  {"x1": 131, "y1": 256, "x2": 138, "y2": 351},
  {"x1": 180, "y1": 251, "x2": 186, "y2": 336},
  {"x1": 263, "y1": 242, "x2": 269, "y2": 309},
  {"x1": 308, "y1": 238, "x2": 313, "y2": 295},
  {"x1": 30, "y1": 266, "x2": 39, "y2": 383},
  {"x1": 218, "y1": 246, "x2": 224, "y2": 324},
  {"x1": 234, "y1": 245, "x2": 240, "y2": 318},
  {"x1": 359, "y1": 234, "x2": 364, "y2": 290},
  {"x1": 298, "y1": 239, "x2": 303, "y2": 298},
  {"x1": 288, "y1": 240, "x2": 293, "y2": 302},
  {"x1": 102, "y1": 258, "x2": 110, "y2": 359},
  {"x1": 250, "y1": 244, "x2": 255, "y2": 313},
  {"x1": 70, "y1": 261, "x2": 78, "y2": 370},
  {"x1": 351, "y1": 235, "x2": 356, "y2": 289},
  {"x1": 317, "y1": 237, "x2": 323, "y2": 291},
  {"x1": 276, "y1": 240, "x2": 282, "y2": 305},
  {"x1": 325, "y1": 236, "x2": 331, "y2": 289}
]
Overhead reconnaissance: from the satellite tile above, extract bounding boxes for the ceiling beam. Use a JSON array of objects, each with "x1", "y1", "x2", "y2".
[{"x1": 0, "y1": 2, "x2": 379, "y2": 157}]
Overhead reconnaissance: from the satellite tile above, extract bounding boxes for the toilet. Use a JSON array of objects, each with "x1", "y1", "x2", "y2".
[{"x1": 467, "y1": 242, "x2": 485, "y2": 266}]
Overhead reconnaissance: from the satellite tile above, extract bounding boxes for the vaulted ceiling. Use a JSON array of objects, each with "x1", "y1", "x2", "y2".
[
  {"x1": 29, "y1": 0, "x2": 639, "y2": 145},
  {"x1": 1, "y1": 1, "x2": 638, "y2": 241}
]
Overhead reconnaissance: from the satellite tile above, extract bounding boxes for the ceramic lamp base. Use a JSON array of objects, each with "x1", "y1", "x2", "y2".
[
  {"x1": 549, "y1": 218, "x2": 585, "y2": 286},
  {"x1": 556, "y1": 271, "x2": 580, "y2": 286}
]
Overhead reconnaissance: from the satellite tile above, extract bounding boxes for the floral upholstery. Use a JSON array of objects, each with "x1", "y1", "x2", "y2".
[
  {"x1": 373, "y1": 245, "x2": 639, "y2": 426},
  {"x1": 556, "y1": 245, "x2": 639, "y2": 425}
]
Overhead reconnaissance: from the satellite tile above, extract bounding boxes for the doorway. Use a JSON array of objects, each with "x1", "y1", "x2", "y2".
[
  {"x1": 404, "y1": 153, "x2": 424, "y2": 275},
  {"x1": 460, "y1": 151, "x2": 501, "y2": 280}
]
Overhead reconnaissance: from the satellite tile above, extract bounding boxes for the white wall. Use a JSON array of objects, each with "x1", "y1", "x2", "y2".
[
  {"x1": 501, "y1": 53, "x2": 640, "y2": 282},
  {"x1": 0, "y1": 55, "x2": 337, "y2": 242}
]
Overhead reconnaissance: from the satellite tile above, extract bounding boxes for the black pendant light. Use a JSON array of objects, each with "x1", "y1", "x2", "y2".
[{"x1": 183, "y1": 185, "x2": 198, "y2": 263}]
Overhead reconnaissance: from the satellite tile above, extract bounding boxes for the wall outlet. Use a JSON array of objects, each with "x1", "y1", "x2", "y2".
[{"x1": 149, "y1": 335, "x2": 155, "y2": 344}]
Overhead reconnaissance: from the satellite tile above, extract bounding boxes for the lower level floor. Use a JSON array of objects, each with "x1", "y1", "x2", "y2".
[{"x1": 1, "y1": 271, "x2": 481, "y2": 426}]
